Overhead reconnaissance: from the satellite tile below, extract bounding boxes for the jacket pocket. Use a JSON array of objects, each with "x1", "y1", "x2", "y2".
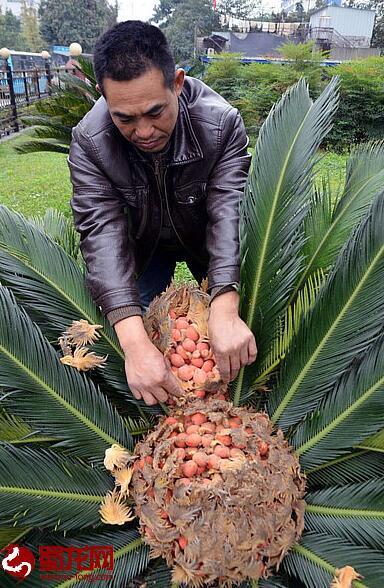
[
  {"x1": 174, "y1": 181, "x2": 207, "y2": 205},
  {"x1": 120, "y1": 187, "x2": 148, "y2": 240}
]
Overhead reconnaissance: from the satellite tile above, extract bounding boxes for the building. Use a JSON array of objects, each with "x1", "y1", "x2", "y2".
[
  {"x1": 309, "y1": 5, "x2": 376, "y2": 48},
  {"x1": 0, "y1": 0, "x2": 39, "y2": 18},
  {"x1": 202, "y1": 30, "x2": 305, "y2": 58}
]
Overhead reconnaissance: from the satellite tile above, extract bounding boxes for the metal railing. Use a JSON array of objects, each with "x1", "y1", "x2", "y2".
[
  {"x1": 308, "y1": 27, "x2": 354, "y2": 49},
  {"x1": 0, "y1": 65, "x2": 76, "y2": 138}
]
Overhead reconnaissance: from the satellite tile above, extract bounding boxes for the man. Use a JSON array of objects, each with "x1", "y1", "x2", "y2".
[{"x1": 68, "y1": 21, "x2": 257, "y2": 406}]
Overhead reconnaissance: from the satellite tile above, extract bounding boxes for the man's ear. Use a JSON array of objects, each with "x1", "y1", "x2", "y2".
[
  {"x1": 174, "y1": 68, "x2": 185, "y2": 97},
  {"x1": 95, "y1": 83, "x2": 102, "y2": 95}
]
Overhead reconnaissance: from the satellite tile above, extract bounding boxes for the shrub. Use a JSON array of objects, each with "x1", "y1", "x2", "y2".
[
  {"x1": 203, "y1": 53, "x2": 384, "y2": 151},
  {"x1": 324, "y1": 57, "x2": 384, "y2": 150}
]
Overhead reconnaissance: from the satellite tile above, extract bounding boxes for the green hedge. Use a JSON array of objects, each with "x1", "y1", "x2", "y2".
[
  {"x1": 324, "y1": 57, "x2": 384, "y2": 148},
  {"x1": 203, "y1": 55, "x2": 384, "y2": 150}
]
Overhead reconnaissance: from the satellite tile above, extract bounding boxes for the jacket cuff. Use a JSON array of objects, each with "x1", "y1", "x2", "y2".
[
  {"x1": 107, "y1": 305, "x2": 143, "y2": 327},
  {"x1": 94, "y1": 287, "x2": 142, "y2": 316},
  {"x1": 208, "y1": 266, "x2": 240, "y2": 291},
  {"x1": 210, "y1": 284, "x2": 239, "y2": 300}
]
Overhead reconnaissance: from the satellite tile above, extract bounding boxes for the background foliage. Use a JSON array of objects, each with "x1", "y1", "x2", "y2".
[
  {"x1": 38, "y1": 0, "x2": 118, "y2": 53},
  {"x1": 203, "y1": 51, "x2": 384, "y2": 150},
  {"x1": 0, "y1": 8, "x2": 24, "y2": 50},
  {"x1": 153, "y1": 0, "x2": 260, "y2": 63}
]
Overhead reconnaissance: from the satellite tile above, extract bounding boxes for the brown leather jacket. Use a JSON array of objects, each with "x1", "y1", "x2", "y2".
[{"x1": 68, "y1": 76, "x2": 251, "y2": 316}]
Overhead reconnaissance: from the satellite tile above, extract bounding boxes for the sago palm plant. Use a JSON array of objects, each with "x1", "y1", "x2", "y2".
[
  {"x1": 0, "y1": 78, "x2": 383, "y2": 587},
  {"x1": 14, "y1": 57, "x2": 98, "y2": 155}
]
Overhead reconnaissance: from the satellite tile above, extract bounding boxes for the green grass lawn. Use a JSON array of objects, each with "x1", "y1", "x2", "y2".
[
  {"x1": 0, "y1": 137, "x2": 72, "y2": 218},
  {"x1": 0, "y1": 137, "x2": 348, "y2": 282}
]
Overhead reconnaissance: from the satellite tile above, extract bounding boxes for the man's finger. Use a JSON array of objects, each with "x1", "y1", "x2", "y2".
[
  {"x1": 164, "y1": 371, "x2": 184, "y2": 397},
  {"x1": 152, "y1": 387, "x2": 168, "y2": 403},
  {"x1": 131, "y1": 387, "x2": 142, "y2": 400},
  {"x1": 240, "y1": 344, "x2": 249, "y2": 368},
  {"x1": 229, "y1": 354, "x2": 240, "y2": 381},
  {"x1": 247, "y1": 336, "x2": 258, "y2": 364},
  {"x1": 141, "y1": 390, "x2": 160, "y2": 405},
  {"x1": 217, "y1": 353, "x2": 231, "y2": 382}
]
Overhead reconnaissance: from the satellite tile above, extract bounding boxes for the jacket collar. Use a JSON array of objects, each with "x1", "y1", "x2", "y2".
[
  {"x1": 170, "y1": 93, "x2": 204, "y2": 166},
  {"x1": 124, "y1": 91, "x2": 204, "y2": 166}
]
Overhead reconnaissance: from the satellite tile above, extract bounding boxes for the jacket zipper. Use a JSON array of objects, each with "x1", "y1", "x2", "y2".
[
  {"x1": 155, "y1": 159, "x2": 200, "y2": 260},
  {"x1": 135, "y1": 189, "x2": 148, "y2": 240},
  {"x1": 136, "y1": 160, "x2": 164, "y2": 278},
  {"x1": 138, "y1": 158, "x2": 201, "y2": 278}
]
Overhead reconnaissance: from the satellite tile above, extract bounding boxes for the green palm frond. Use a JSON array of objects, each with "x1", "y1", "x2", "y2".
[
  {"x1": 58, "y1": 73, "x2": 97, "y2": 97},
  {"x1": 292, "y1": 334, "x2": 384, "y2": 468},
  {"x1": 24, "y1": 124, "x2": 73, "y2": 145},
  {"x1": 18, "y1": 114, "x2": 72, "y2": 134},
  {"x1": 0, "y1": 285, "x2": 133, "y2": 461},
  {"x1": 28, "y1": 208, "x2": 81, "y2": 262},
  {"x1": 14, "y1": 140, "x2": 70, "y2": 154},
  {"x1": 0, "y1": 527, "x2": 30, "y2": 549},
  {"x1": 232, "y1": 77, "x2": 339, "y2": 405},
  {"x1": 15, "y1": 58, "x2": 98, "y2": 156},
  {"x1": 0, "y1": 406, "x2": 54, "y2": 445},
  {"x1": 305, "y1": 479, "x2": 384, "y2": 551},
  {"x1": 306, "y1": 450, "x2": 384, "y2": 489},
  {"x1": 269, "y1": 193, "x2": 384, "y2": 429},
  {"x1": 27, "y1": 101, "x2": 87, "y2": 128},
  {"x1": 76, "y1": 56, "x2": 97, "y2": 87},
  {"x1": 282, "y1": 532, "x2": 380, "y2": 588},
  {"x1": 0, "y1": 527, "x2": 147, "y2": 588},
  {"x1": 356, "y1": 428, "x2": 384, "y2": 452},
  {"x1": 259, "y1": 579, "x2": 291, "y2": 588},
  {"x1": 245, "y1": 269, "x2": 325, "y2": 399},
  {"x1": 0, "y1": 406, "x2": 33, "y2": 442},
  {"x1": 53, "y1": 531, "x2": 146, "y2": 588},
  {"x1": 301, "y1": 174, "x2": 334, "y2": 267},
  {"x1": 62, "y1": 532, "x2": 147, "y2": 588},
  {"x1": 16, "y1": 113, "x2": 74, "y2": 153},
  {"x1": 144, "y1": 560, "x2": 173, "y2": 587},
  {"x1": 292, "y1": 141, "x2": 384, "y2": 301},
  {"x1": 0, "y1": 206, "x2": 131, "y2": 403},
  {"x1": 0, "y1": 445, "x2": 112, "y2": 531},
  {"x1": 124, "y1": 415, "x2": 155, "y2": 437}
]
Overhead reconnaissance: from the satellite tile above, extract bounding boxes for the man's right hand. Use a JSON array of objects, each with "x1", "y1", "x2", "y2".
[{"x1": 114, "y1": 315, "x2": 183, "y2": 405}]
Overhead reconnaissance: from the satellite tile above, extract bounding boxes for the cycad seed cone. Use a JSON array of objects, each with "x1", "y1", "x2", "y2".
[
  {"x1": 143, "y1": 281, "x2": 223, "y2": 401},
  {"x1": 131, "y1": 397, "x2": 306, "y2": 586}
]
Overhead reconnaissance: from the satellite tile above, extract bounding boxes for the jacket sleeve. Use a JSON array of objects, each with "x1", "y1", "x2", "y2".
[
  {"x1": 206, "y1": 107, "x2": 251, "y2": 289},
  {"x1": 68, "y1": 125, "x2": 142, "y2": 315}
]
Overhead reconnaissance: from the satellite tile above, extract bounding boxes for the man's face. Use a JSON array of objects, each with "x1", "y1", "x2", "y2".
[{"x1": 102, "y1": 67, "x2": 184, "y2": 152}]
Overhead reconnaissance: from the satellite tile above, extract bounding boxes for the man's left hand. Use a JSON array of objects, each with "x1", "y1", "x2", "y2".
[{"x1": 208, "y1": 290, "x2": 257, "y2": 382}]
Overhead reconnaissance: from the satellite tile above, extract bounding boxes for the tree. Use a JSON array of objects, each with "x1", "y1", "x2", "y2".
[
  {"x1": 278, "y1": 39, "x2": 325, "y2": 65},
  {"x1": 20, "y1": 0, "x2": 44, "y2": 52},
  {"x1": 152, "y1": 0, "x2": 183, "y2": 22},
  {"x1": 215, "y1": 0, "x2": 261, "y2": 19},
  {"x1": 0, "y1": 8, "x2": 24, "y2": 50},
  {"x1": 152, "y1": 0, "x2": 263, "y2": 60},
  {"x1": 38, "y1": 0, "x2": 118, "y2": 53},
  {"x1": 154, "y1": 0, "x2": 220, "y2": 62}
]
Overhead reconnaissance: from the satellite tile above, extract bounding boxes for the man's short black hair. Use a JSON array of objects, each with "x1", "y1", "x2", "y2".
[{"x1": 94, "y1": 21, "x2": 176, "y2": 92}]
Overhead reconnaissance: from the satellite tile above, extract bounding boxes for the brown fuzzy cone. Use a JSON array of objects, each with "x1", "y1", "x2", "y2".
[
  {"x1": 130, "y1": 398, "x2": 306, "y2": 586},
  {"x1": 143, "y1": 281, "x2": 226, "y2": 403}
]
